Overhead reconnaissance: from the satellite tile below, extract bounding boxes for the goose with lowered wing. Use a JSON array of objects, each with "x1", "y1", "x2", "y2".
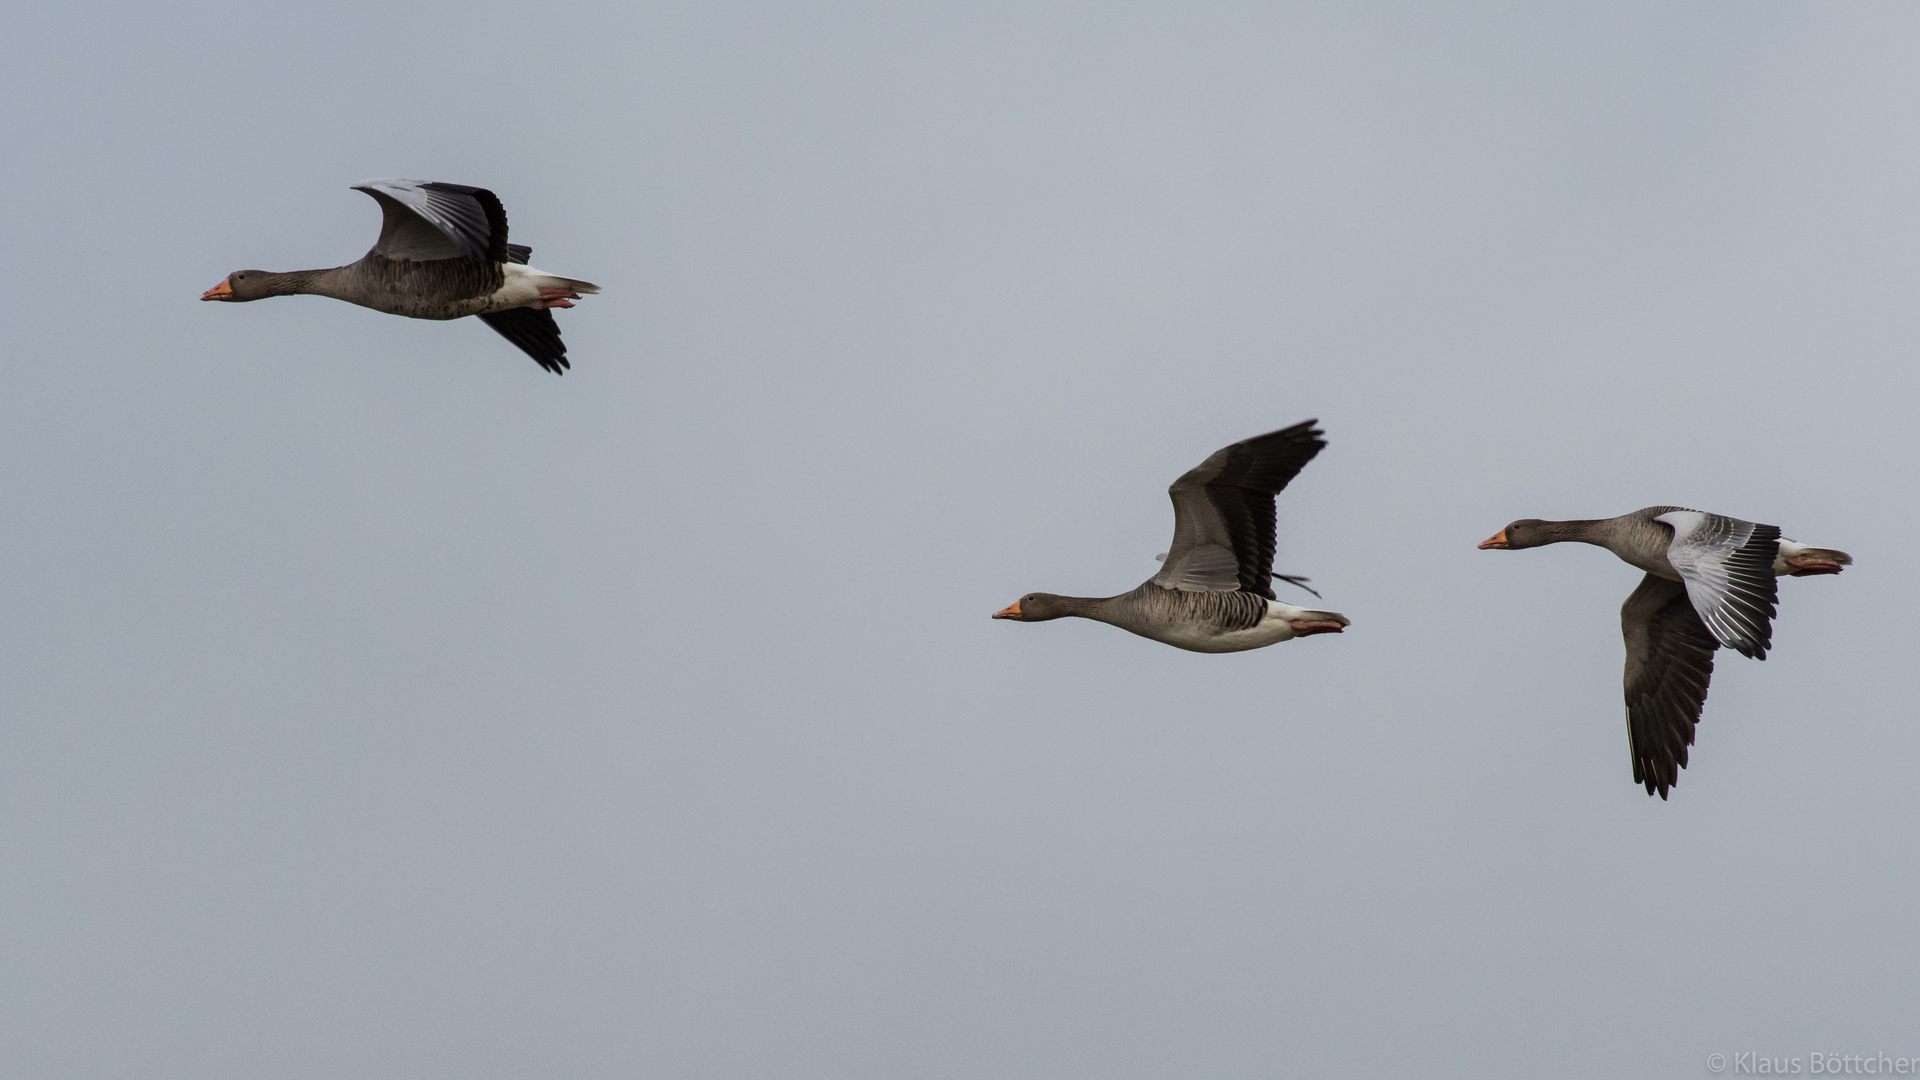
[
  {"x1": 201, "y1": 179, "x2": 598, "y2": 374},
  {"x1": 1479, "y1": 507, "x2": 1851, "y2": 798}
]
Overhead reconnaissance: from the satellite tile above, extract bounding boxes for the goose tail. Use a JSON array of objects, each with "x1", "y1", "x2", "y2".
[{"x1": 1774, "y1": 540, "x2": 1852, "y2": 577}]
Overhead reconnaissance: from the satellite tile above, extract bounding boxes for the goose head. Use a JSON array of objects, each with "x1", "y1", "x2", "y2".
[
  {"x1": 200, "y1": 270, "x2": 274, "y2": 301},
  {"x1": 992, "y1": 593, "x2": 1074, "y2": 621},
  {"x1": 1479, "y1": 519, "x2": 1550, "y2": 550}
]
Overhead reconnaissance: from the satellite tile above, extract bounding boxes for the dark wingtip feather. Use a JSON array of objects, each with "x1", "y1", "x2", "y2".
[
  {"x1": 467, "y1": 187, "x2": 509, "y2": 265},
  {"x1": 1623, "y1": 574, "x2": 1719, "y2": 803},
  {"x1": 1212, "y1": 419, "x2": 1329, "y2": 594},
  {"x1": 420, "y1": 181, "x2": 509, "y2": 264},
  {"x1": 1724, "y1": 523, "x2": 1782, "y2": 660},
  {"x1": 477, "y1": 308, "x2": 570, "y2": 374},
  {"x1": 1271, "y1": 573, "x2": 1322, "y2": 599}
]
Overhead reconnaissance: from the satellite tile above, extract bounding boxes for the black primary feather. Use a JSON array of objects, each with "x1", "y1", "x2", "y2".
[
  {"x1": 1621, "y1": 573, "x2": 1720, "y2": 799},
  {"x1": 478, "y1": 308, "x2": 569, "y2": 374}
]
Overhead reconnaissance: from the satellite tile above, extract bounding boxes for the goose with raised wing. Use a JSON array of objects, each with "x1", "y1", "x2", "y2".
[
  {"x1": 1478, "y1": 508, "x2": 1851, "y2": 798},
  {"x1": 201, "y1": 179, "x2": 599, "y2": 373},
  {"x1": 994, "y1": 420, "x2": 1349, "y2": 652}
]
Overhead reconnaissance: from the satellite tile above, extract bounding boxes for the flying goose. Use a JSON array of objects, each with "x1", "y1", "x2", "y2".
[
  {"x1": 201, "y1": 179, "x2": 599, "y2": 374},
  {"x1": 994, "y1": 420, "x2": 1350, "y2": 652},
  {"x1": 1478, "y1": 508, "x2": 1851, "y2": 798}
]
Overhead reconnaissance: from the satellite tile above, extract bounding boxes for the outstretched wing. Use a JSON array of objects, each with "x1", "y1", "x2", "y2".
[
  {"x1": 1152, "y1": 420, "x2": 1326, "y2": 597},
  {"x1": 352, "y1": 179, "x2": 509, "y2": 264},
  {"x1": 1154, "y1": 553, "x2": 1321, "y2": 597},
  {"x1": 478, "y1": 308, "x2": 569, "y2": 375},
  {"x1": 1620, "y1": 573, "x2": 1720, "y2": 799},
  {"x1": 1656, "y1": 510, "x2": 1781, "y2": 659}
]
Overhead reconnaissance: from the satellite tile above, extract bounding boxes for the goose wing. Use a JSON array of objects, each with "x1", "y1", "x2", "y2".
[
  {"x1": 1656, "y1": 510, "x2": 1781, "y2": 659},
  {"x1": 352, "y1": 179, "x2": 508, "y2": 264},
  {"x1": 479, "y1": 242, "x2": 577, "y2": 372},
  {"x1": 1153, "y1": 554, "x2": 1321, "y2": 597},
  {"x1": 478, "y1": 309, "x2": 569, "y2": 374},
  {"x1": 1620, "y1": 573, "x2": 1720, "y2": 799},
  {"x1": 1152, "y1": 420, "x2": 1325, "y2": 597}
]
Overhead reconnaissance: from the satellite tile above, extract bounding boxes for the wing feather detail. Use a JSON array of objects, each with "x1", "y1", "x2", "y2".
[
  {"x1": 1153, "y1": 420, "x2": 1326, "y2": 596},
  {"x1": 1621, "y1": 573, "x2": 1720, "y2": 799},
  {"x1": 1656, "y1": 510, "x2": 1781, "y2": 659},
  {"x1": 353, "y1": 179, "x2": 509, "y2": 264},
  {"x1": 477, "y1": 308, "x2": 569, "y2": 374}
]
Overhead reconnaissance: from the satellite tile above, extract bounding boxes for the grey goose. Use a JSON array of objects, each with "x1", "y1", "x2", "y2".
[
  {"x1": 994, "y1": 420, "x2": 1349, "y2": 652},
  {"x1": 201, "y1": 179, "x2": 599, "y2": 373},
  {"x1": 1479, "y1": 508, "x2": 1851, "y2": 798}
]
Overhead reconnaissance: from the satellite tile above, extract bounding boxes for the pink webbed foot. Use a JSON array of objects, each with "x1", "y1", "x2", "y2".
[
  {"x1": 1288, "y1": 620, "x2": 1346, "y2": 637},
  {"x1": 1785, "y1": 556, "x2": 1845, "y2": 576},
  {"x1": 537, "y1": 287, "x2": 582, "y2": 309}
]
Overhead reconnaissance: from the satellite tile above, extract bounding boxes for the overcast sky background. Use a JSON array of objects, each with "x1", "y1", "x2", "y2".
[{"x1": 2, "y1": 3, "x2": 1916, "y2": 1077}]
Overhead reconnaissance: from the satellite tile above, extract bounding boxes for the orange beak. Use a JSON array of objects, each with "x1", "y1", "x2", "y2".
[
  {"x1": 992, "y1": 600, "x2": 1022, "y2": 619},
  {"x1": 1478, "y1": 529, "x2": 1510, "y2": 550},
  {"x1": 200, "y1": 277, "x2": 233, "y2": 301}
]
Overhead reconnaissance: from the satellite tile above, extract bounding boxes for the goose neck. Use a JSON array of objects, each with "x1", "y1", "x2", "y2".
[
  {"x1": 1539, "y1": 519, "x2": 1610, "y2": 546},
  {"x1": 261, "y1": 267, "x2": 347, "y2": 298}
]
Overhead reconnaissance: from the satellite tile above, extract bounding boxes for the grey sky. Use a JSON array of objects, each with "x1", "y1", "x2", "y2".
[{"x1": 2, "y1": 3, "x2": 1916, "y2": 1077}]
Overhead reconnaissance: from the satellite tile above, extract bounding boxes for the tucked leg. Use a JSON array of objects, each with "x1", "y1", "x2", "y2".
[{"x1": 1784, "y1": 556, "x2": 1845, "y2": 576}]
